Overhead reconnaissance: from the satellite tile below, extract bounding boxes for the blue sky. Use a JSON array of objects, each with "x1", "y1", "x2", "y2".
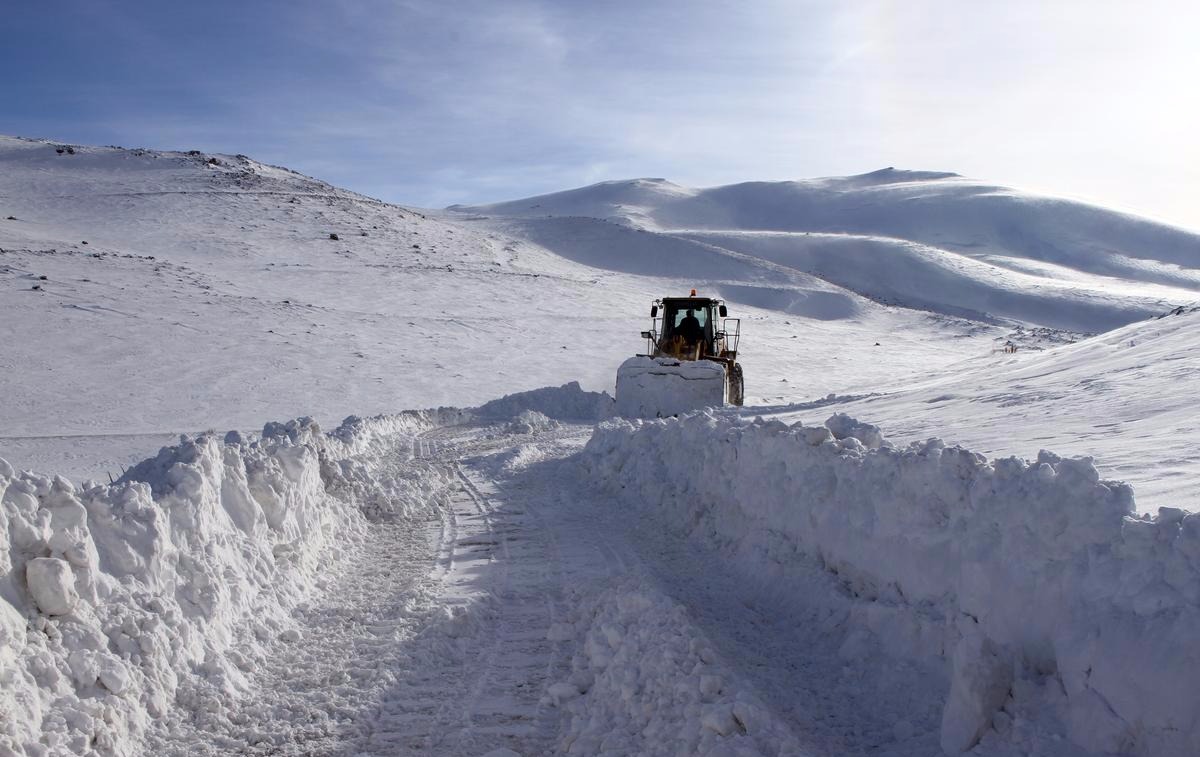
[{"x1": 4, "y1": 0, "x2": 1198, "y2": 228}]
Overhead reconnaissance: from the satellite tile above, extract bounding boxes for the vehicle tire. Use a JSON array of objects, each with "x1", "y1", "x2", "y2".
[{"x1": 728, "y1": 362, "x2": 744, "y2": 406}]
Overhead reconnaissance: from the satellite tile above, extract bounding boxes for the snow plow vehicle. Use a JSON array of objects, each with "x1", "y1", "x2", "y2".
[{"x1": 615, "y1": 290, "x2": 744, "y2": 418}]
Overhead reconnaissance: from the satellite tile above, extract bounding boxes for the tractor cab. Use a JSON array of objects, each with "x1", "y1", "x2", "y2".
[
  {"x1": 659, "y1": 298, "x2": 716, "y2": 354},
  {"x1": 643, "y1": 292, "x2": 739, "y2": 362}
]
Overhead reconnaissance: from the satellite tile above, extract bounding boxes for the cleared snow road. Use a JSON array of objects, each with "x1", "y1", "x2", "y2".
[
  {"x1": 142, "y1": 418, "x2": 1094, "y2": 757},
  {"x1": 142, "y1": 425, "x2": 572, "y2": 755}
]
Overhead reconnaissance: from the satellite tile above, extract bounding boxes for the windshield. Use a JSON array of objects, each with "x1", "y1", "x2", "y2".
[
  {"x1": 662, "y1": 303, "x2": 711, "y2": 344},
  {"x1": 673, "y1": 308, "x2": 708, "y2": 329}
]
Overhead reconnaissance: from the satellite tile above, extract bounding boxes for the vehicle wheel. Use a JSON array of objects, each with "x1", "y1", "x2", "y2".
[{"x1": 728, "y1": 363, "x2": 744, "y2": 406}]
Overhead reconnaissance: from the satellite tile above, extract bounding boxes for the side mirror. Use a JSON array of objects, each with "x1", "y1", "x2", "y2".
[
  {"x1": 640, "y1": 331, "x2": 654, "y2": 339},
  {"x1": 650, "y1": 305, "x2": 658, "y2": 318},
  {"x1": 718, "y1": 304, "x2": 728, "y2": 317}
]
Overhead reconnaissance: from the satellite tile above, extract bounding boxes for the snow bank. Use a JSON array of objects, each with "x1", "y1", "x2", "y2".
[
  {"x1": 581, "y1": 413, "x2": 1200, "y2": 756},
  {"x1": 614, "y1": 356, "x2": 727, "y2": 419},
  {"x1": 475, "y1": 381, "x2": 614, "y2": 423},
  {"x1": 550, "y1": 580, "x2": 800, "y2": 756},
  {"x1": 0, "y1": 410, "x2": 455, "y2": 757}
]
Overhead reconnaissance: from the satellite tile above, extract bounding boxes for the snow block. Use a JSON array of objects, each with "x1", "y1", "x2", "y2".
[
  {"x1": 825, "y1": 412, "x2": 884, "y2": 449},
  {"x1": 26, "y1": 557, "x2": 78, "y2": 615},
  {"x1": 940, "y1": 633, "x2": 1013, "y2": 753}
]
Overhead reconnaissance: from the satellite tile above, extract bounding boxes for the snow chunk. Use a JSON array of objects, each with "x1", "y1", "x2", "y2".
[
  {"x1": 700, "y1": 705, "x2": 739, "y2": 736},
  {"x1": 98, "y1": 659, "x2": 131, "y2": 695},
  {"x1": 546, "y1": 681, "x2": 582, "y2": 705},
  {"x1": 825, "y1": 412, "x2": 884, "y2": 449},
  {"x1": 26, "y1": 557, "x2": 78, "y2": 615},
  {"x1": 504, "y1": 409, "x2": 558, "y2": 435},
  {"x1": 940, "y1": 633, "x2": 1013, "y2": 753}
]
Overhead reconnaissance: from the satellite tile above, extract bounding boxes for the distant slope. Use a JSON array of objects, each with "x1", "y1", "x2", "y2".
[
  {"x1": 454, "y1": 171, "x2": 1200, "y2": 331},
  {"x1": 468, "y1": 215, "x2": 868, "y2": 321},
  {"x1": 766, "y1": 304, "x2": 1200, "y2": 511},
  {"x1": 0, "y1": 135, "x2": 643, "y2": 472}
]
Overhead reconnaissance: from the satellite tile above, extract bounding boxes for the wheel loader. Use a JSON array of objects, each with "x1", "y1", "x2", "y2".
[{"x1": 615, "y1": 290, "x2": 744, "y2": 418}]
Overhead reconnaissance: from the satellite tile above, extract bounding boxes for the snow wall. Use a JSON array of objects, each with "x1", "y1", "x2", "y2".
[
  {"x1": 0, "y1": 409, "x2": 463, "y2": 757},
  {"x1": 581, "y1": 412, "x2": 1200, "y2": 756}
]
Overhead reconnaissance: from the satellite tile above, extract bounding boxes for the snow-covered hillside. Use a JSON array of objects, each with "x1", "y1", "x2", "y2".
[
  {"x1": 4, "y1": 136, "x2": 1198, "y2": 500},
  {"x1": 0, "y1": 137, "x2": 998, "y2": 479},
  {"x1": 452, "y1": 171, "x2": 1200, "y2": 332},
  {"x1": 0, "y1": 135, "x2": 635, "y2": 434},
  {"x1": 0, "y1": 136, "x2": 661, "y2": 475},
  {"x1": 769, "y1": 305, "x2": 1200, "y2": 511}
]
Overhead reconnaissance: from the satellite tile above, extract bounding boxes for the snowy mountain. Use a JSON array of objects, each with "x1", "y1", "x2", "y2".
[
  {"x1": 452, "y1": 171, "x2": 1200, "y2": 332},
  {"x1": 3, "y1": 136, "x2": 1199, "y2": 757},
  {"x1": 0, "y1": 136, "x2": 675, "y2": 475}
]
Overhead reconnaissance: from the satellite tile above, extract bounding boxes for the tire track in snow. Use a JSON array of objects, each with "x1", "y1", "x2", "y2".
[
  {"x1": 151, "y1": 421, "x2": 808, "y2": 756},
  {"x1": 338, "y1": 425, "x2": 574, "y2": 756},
  {"x1": 143, "y1": 428, "x2": 455, "y2": 756},
  {"x1": 145, "y1": 422, "x2": 575, "y2": 756}
]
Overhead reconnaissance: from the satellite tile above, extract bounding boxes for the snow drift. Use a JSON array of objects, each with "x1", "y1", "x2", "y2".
[
  {"x1": 0, "y1": 411, "x2": 458, "y2": 757},
  {"x1": 581, "y1": 412, "x2": 1200, "y2": 756}
]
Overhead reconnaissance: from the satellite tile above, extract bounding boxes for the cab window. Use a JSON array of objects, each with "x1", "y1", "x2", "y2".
[{"x1": 672, "y1": 308, "x2": 708, "y2": 328}]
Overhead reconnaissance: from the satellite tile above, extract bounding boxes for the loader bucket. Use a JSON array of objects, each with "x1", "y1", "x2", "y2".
[{"x1": 615, "y1": 356, "x2": 728, "y2": 419}]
